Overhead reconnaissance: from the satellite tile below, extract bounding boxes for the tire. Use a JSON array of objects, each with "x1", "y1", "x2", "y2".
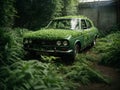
[
  {"x1": 74, "y1": 44, "x2": 80, "y2": 55},
  {"x1": 91, "y1": 38, "x2": 96, "y2": 47},
  {"x1": 61, "y1": 44, "x2": 80, "y2": 64}
]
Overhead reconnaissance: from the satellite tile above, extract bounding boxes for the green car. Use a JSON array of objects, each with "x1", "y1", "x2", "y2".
[{"x1": 23, "y1": 16, "x2": 99, "y2": 61}]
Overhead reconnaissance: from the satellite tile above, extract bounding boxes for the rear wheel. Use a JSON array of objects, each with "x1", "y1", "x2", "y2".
[
  {"x1": 74, "y1": 44, "x2": 80, "y2": 55},
  {"x1": 91, "y1": 38, "x2": 96, "y2": 47}
]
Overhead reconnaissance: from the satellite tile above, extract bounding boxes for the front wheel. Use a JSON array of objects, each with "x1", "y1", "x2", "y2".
[{"x1": 62, "y1": 44, "x2": 80, "y2": 63}]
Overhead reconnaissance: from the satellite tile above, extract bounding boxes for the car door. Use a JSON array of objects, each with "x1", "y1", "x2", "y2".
[
  {"x1": 81, "y1": 19, "x2": 90, "y2": 48},
  {"x1": 85, "y1": 19, "x2": 96, "y2": 44}
]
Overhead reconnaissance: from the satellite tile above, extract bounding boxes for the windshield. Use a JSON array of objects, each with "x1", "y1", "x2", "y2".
[{"x1": 47, "y1": 19, "x2": 79, "y2": 30}]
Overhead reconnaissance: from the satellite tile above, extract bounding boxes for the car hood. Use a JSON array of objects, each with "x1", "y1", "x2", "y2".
[{"x1": 24, "y1": 29, "x2": 81, "y2": 40}]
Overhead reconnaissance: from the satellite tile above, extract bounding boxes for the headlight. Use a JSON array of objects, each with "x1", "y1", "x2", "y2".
[
  {"x1": 63, "y1": 41, "x2": 68, "y2": 46},
  {"x1": 29, "y1": 39, "x2": 32, "y2": 43},
  {"x1": 56, "y1": 41, "x2": 61, "y2": 46},
  {"x1": 24, "y1": 39, "x2": 28, "y2": 44}
]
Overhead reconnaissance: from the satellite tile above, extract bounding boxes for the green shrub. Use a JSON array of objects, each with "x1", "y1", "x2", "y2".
[
  {"x1": 100, "y1": 32, "x2": 120, "y2": 67},
  {"x1": 109, "y1": 24, "x2": 120, "y2": 34},
  {"x1": 57, "y1": 55, "x2": 110, "y2": 85},
  {"x1": 93, "y1": 32, "x2": 120, "y2": 68},
  {"x1": 0, "y1": 27, "x2": 114, "y2": 89},
  {"x1": 15, "y1": 0, "x2": 63, "y2": 29},
  {"x1": 0, "y1": 0, "x2": 16, "y2": 27},
  {"x1": 99, "y1": 24, "x2": 120, "y2": 37},
  {"x1": 62, "y1": 0, "x2": 79, "y2": 16},
  {"x1": 0, "y1": 60, "x2": 75, "y2": 90},
  {"x1": 0, "y1": 27, "x2": 28, "y2": 65}
]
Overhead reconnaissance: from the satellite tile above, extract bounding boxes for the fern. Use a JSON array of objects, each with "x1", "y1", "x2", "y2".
[
  {"x1": 0, "y1": 60, "x2": 74, "y2": 90},
  {"x1": 94, "y1": 32, "x2": 120, "y2": 68},
  {"x1": 0, "y1": 27, "x2": 28, "y2": 65},
  {"x1": 58, "y1": 56, "x2": 110, "y2": 85}
]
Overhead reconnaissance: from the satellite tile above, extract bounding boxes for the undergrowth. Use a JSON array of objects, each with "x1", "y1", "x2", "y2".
[
  {"x1": 0, "y1": 27, "x2": 28, "y2": 65},
  {"x1": 92, "y1": 31, "x2": 120, "y2": 68},
  {"x1": 0, "y1": 60, "x2": 74, "y2": 90},
  {"x1": 2, "y1": 27, "x2": 120, "y2": 90},
  {"x1": 58, "y1": 55, "x2": 110, "y2": 85}
]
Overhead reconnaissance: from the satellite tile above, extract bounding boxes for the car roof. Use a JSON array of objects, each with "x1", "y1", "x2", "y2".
[
  {"x1": 53, "y1": 15, "x2": 94, "y2": 26},
  {"x1": 54, "y1": 15, "x2": 89, "y2": 20}
]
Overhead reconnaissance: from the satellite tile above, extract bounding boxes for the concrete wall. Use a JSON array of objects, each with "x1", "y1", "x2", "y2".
[{"x1": 78, "y1": 1, "x2": 117, "y2": 32}]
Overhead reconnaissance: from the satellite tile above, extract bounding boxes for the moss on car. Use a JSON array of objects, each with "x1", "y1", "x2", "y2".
[{"x1": 24, "y1": 29, "x2": 81, "y2": 40}]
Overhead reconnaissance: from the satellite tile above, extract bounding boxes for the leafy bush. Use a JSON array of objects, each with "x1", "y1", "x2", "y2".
[
  {"x1": 58, "y1": 55, "x2": 110, "y2": 85},
  {"x1": 0, "y1": 27, "x2": 113, "y2": 89},
  {"x1": 15, "y1": 0, "x2": 79, "y2": 29},
  {"x1": 0, "y1": 56, "x2": 109, "y2": 90},
  {"x1": 99, "y1": 24, "x2": 120, "y2": 37},
  {"x1": 0, "y1": 0, "x2": 16, "y2": 27},
  {"x1": 0, "y1": 60, "x2": 75, "y2": 90},
  {"x1": 108, "y1": 24, "x2": 120, "y2": 34},
  {"x1": 15, "y1": 0, "x2": 63, "y2": 29},
  {"x1": 0, "y1": 27, "x2": 28, "y2": 65},
  {"x1": 62, "y1": 0, "x2": 79, "y2": 16},
  {"x1": 93, "y1": 32, "x2": 120, "y2": 68}
]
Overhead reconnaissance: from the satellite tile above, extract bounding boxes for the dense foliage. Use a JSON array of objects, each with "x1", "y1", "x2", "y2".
[
  {"x1": 0, "y1": 55, "x2": 109, "y2": 90},
  {"x1": 99, "y1": 24, "x2": 120, "y2": 37},
  {"x1": 0, "y1": 0, "x2": 119, "y2": 89},
  {"x1": 15, "y1": 0, "x2": 79, "y2": 29},
  {"x1": 0, "y1": 60, "x2": 73, "y2": 90},
  {"x1": 93, "y1": 32, "x2": 120, "y2": 68},
  {"x1": 0, "y1": 28, "x2": 27, "y2": 65},
  {"x1": 62, "y1": 0, "x2": 79, "y2": 16},
  {"x1": 0, "y1": 27, "x2": 110, "y2": 90},
  {"x1": 0, "y1": 0, "x2": 16, "y2": 27}
]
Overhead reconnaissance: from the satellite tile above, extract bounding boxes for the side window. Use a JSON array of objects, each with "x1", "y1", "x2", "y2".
[
  {"x1": 86, "y1": 19, "x2": 92, "y2": 28},
  {"x1": 81, "y1": 19, "x2": 87, "y2": 29},
  {"x1": 71, "y1": 19, "x2": 79, "y2": 30}
]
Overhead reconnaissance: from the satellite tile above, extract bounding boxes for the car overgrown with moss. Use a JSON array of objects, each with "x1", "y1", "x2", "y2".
[{"x1": 23, "y1": 16, "x2": 99, "y2": 61}]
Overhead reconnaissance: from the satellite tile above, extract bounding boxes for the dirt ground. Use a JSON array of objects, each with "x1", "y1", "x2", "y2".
[{"x1": 78, "y1": 63, "x2": 120, "y2": 90}]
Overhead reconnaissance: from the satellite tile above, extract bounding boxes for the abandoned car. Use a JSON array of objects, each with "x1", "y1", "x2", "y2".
[{"x1": 23, "y1": 16, "x2": 99, "y2": 61}]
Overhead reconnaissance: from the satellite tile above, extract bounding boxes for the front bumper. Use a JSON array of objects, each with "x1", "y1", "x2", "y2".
[
  {"x1": 40, "y1": 49, "x2": 73, "y2": 53},
  {"x1": 24, "y1": 47, "x2": 73, "y2": 56}
]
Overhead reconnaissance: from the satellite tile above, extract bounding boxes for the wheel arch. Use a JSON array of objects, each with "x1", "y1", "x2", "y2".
[{"x1": 74, "y1": 40, "x2": 81, "y2": 52}]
